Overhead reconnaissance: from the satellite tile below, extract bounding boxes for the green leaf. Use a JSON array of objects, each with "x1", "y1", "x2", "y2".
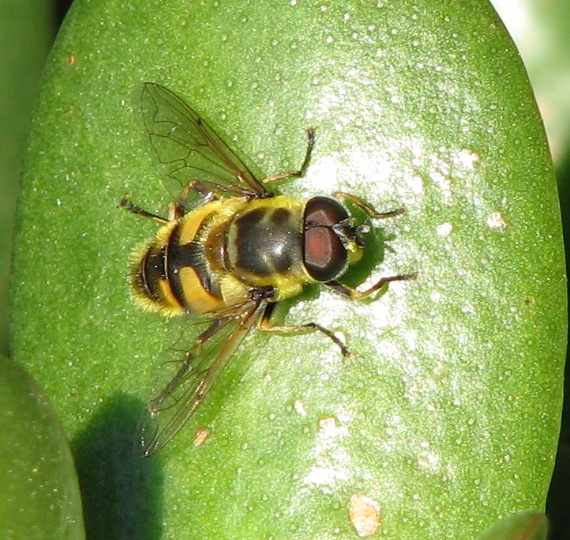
[
  {"x1": 491, "y1": 0, "x2": 570, "y2": 163},
  {"x1": 0, "y1": 0, "x2": 53, "y2": 355},
  {"x1": 11, "y1": 0, "x2": 565, "y2": 539},
  {"x1": 476, "y1": 511, "x2": 548, "y2": 540},
  {"x1": 0, "y1": 356, "x2": 84, "y2": 539}
]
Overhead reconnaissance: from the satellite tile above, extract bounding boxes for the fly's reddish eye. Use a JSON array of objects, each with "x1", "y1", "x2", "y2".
[
  {"x1": 304, "y1": 196, "x2": 348, "y2": 227},
  {"x1": 303, "y1": 197, "x2": 349, "y2": 281}
]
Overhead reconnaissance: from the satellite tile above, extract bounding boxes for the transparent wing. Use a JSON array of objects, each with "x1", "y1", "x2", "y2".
[
  {"x1": 141, "y1": 296, "x2": 268, "y2": 456},
  {"x1": 140, "y1": 83, "x2": 268, "y2": 201}
]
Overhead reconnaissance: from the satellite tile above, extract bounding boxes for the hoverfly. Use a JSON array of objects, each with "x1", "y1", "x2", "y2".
[{"x1": 121, "y1": 83, "x2": 415, "y2": 456}]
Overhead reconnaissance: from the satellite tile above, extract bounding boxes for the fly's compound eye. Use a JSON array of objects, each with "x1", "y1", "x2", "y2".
[{"x1": 303, "y1": 196, "x2": 350, "y2": 282}]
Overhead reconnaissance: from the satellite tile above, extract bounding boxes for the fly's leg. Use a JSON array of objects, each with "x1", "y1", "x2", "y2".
[
  {"x1": 119, "y1": 196, "x2": 170, "y2": 224},
  {"x1": 263, "y1": 128, "x2": 316, "y2": 184},
  {"x1": 333, "y1": 191, "x2": 405, "y2": 220},
  {"x1": 326, "y1": 273, "x2": 418, "y2": 301},
  {"x1": 180, "y1": 179, "x2": 221, "y2": 203},
  {"x1": 120, "y1": 177, "x2": 218, "y2": 225},
  {"x1": 328, "y1": 193, "x2": 416, "y2": 298},
  {"x1": 170, "y1": 180, "x2": 217, "y2": 217},
  {"x1": 259, "y1": 302, "x2": 354, "y2": 360}
]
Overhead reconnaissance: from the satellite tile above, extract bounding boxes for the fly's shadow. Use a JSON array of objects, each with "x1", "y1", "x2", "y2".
[{"x1": 71, "y1": 393, "x2": 163, "y2": 540}]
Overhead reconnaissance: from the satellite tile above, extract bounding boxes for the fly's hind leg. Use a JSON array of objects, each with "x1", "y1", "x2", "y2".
[
  {"x1": 119, "y1": 196, "x2": 170, "y2": 224},
  {"x1": 120, "y1": 189, "x2": 191, "y2": 222},
  {"x1": 259, "y1": 302, "x2": 354, "y2": 360},
  {"x1": 120, "y1": 176, "x2": 214, "y2": 224},
  {"x1": 178, "y1": 179, "x2": 220, "y2": 205}
]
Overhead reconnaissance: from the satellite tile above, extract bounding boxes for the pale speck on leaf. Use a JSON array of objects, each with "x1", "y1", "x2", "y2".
[
  {"x1": 294, "y1": 400, "x2": 307, "y2": 416},
  {"x1": 193, "y1": 427, "x2": 210, "y2": 447},
  {"x1": 436, "y1": 222, "x2": 453, "y2": 237},
  {"x1": 487, "y1": 212, "x2": 507, "y2": 231},
  {"x1": 349, "y1": 494, "x2": 381, "y2": 537}
]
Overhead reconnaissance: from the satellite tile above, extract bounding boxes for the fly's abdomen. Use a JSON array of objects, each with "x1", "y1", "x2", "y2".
[
  {"x1": 166, "y1": 221, "x2": 224, "y2": 315},
  {"x1": 130, "y1": 202, "x2": 229, "y2": 316}
]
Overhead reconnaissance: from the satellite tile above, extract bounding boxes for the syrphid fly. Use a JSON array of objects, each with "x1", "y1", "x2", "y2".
[{"x1": 121, "y1": 83, "x2": 415, "y2": 455}]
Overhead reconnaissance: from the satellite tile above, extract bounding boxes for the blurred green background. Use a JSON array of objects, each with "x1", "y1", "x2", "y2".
[{"x1": 1, "y1": 0, "x2": 568, "y2": 538}]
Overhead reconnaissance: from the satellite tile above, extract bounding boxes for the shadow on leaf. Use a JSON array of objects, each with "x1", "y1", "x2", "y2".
[{"x1": 71, "y1": 393, "x2": 163, "y2": 540}]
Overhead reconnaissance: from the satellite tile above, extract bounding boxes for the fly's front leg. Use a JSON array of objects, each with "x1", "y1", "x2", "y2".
[
  {"x1": 326, "y1": 273, "x2": 418, "y2": 301},
  {"x1": 333, "y1": 191, "x2": 405, "y2": 220},
  {"x1": 263, "y1": 128, "x2": 316, "y2": 184},
  {"x1": 259, "y1": 302, "x2": 354, "y2": 360}
]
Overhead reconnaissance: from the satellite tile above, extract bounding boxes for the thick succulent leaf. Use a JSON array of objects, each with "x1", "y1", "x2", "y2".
[
  {"x1": 0, "y1": 0, "x2": 53, "y2": 355},
  {"x1": 10, "y1": 0, "x2": 565, "y2": 539},
  {"x1": 476, "y1": 511, "x2": 548, "y2": 540},
  {"x1": 492, "y1": 0, "x2": 570, "y2": 162},
  {"x1": 0, "y1": 356, "x2": 84, "y2": 539}
]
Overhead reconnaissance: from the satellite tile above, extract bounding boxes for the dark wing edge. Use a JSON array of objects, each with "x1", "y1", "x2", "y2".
[
  {"x1": 141, "y1": 296, "x2": 268, "y2": 456},
  {"x1": 140, "y1": 83, "x2": 268, "y2": 200}
]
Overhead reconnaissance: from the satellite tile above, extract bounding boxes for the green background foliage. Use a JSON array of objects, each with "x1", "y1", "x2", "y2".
[
  {"x1": 0, "y1": 0, "x2": 54, "y2": 355},
  {"x1": 476, "y1": 511, "x2": 548, "y2": 540},
  {"x1": 3, "y1": 0, "x2": 566, "y2": 538},
  {"x1": 0, "y1": 356, "x2": 84, "y2": 539}
]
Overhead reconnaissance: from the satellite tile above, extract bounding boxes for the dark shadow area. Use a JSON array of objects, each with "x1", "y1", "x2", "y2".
[
  {"x1": 55, "y1": 0, "x2": 73, "y2": 27},
  {"x1": 71, "y1": 393, "x2": 164, "y2": 540},
  {"x1": 545, "y1": 148, "x2": 570, "y2": 540}
]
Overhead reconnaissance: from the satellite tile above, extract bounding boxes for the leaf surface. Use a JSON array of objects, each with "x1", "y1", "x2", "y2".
[{"x1": 11, "y1": 0, "x2": 565, "y2": 538}]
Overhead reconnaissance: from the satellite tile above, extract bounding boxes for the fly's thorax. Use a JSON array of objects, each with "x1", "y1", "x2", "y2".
[{"x1": 226, "y1": 195, "x2": 309, "y2": 299}]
